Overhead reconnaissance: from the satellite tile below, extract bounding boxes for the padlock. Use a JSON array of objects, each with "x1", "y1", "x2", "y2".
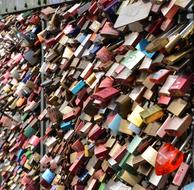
[
  {"x1": 155, "y1": 133, "x2": 192, "y2": 175},
  {"x1": 172, "y1": 153, "x2": 192, "y2": 186}
]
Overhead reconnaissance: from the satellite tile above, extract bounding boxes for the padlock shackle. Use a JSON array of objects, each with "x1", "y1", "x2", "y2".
[
  {"x1": 172, "y1": 136, "x2": 179, "y2": 145},
  {"x1": 186, "y1": 152, "x2": 192, "y2": 164},
  {"x1": 180, "y1": 133, "x2": 192, "y2": 151}
]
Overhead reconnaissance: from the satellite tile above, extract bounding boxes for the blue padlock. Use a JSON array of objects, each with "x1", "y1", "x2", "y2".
[
  {"x1": 16, "y1": 149, "x2": 24, "y2": 161},
  {"x1": 104, "y1": 0, "x2": 120, "y2": 23},
  {"x1": 183, "y1": 182, "x2": 194, "y2": 190},
  {"x1": 42, "y1": 169, "x2": 56, "y2": 184},
  {"x1": 108, "y1": 114, "x2": 122, "y2": 135},
  {"x1": 89, "y1": 43, "x2": 102, "y2": 55},
  {"x1": 22, "y1": 73, "x2": 31, "y2": 83},
  {"x1": 136, "y1": 39, "x2": 157, "y2": 59},
  {"x1": 60, "y1": 121, "x2": 74, "y2": 131},
  {"x1": 68, "y1": 26, "x2": 81, "y2": 38},
  {"x1": 77, "y1": 33, "x2": 88, "y2": 44},
  {"x1": 128, "y1": 123, "x2": 141, "y2": 135},
  {"x1": 71, "y1": 80, "x2": 85, "y2": 95}
]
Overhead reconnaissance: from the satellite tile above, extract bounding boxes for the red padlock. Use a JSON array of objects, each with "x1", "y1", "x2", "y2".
[{"x1": 155, "y1": 133, "x2": 192, "y2": 175}]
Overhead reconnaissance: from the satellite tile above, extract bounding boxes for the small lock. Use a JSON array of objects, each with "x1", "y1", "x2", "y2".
[
  {"x1": 141, "y1": 140, "x2": 159, "y2": 167},
  {"x1": 140, "y1": 104, "x2": 164, "y2": 124}
]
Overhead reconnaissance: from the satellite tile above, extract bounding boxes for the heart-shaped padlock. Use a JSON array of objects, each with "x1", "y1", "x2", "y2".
[{"x1": 155, "y1": 133, "x2": 191, "y2": 175}]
